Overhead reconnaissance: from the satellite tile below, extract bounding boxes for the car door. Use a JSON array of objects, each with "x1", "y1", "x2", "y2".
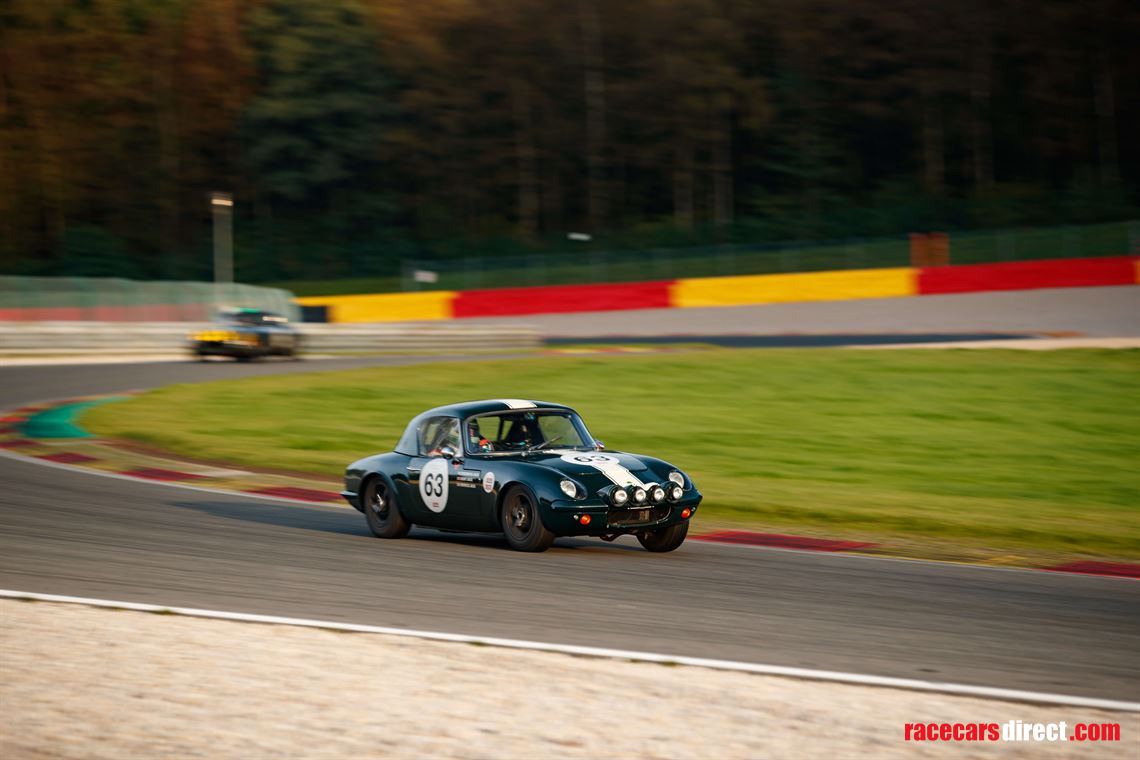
[{"x1": 405, "y1": 416, "x2": 484, "y2": 529}]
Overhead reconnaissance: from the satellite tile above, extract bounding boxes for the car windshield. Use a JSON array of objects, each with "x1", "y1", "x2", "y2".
[
  {"x1": 464, "y1": 411, "x2": 594, "y2": 455},
  {"x1": 221, "y1": 310, "x2": 286, "y2": 326}
]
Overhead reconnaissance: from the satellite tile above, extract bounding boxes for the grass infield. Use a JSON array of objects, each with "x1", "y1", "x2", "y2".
[{"x1": 82, "y1": 349, "x2": 1140, "y2": 558}]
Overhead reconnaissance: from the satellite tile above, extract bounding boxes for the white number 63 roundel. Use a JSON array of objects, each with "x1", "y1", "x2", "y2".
[{"x1": 419, "y1": 458, "x2": 450, "y2": 512}]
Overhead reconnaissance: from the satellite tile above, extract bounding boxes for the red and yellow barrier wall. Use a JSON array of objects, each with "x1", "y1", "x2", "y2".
[{"x1": 296, "y1": 255, "x2": 1138, "y2": 322}]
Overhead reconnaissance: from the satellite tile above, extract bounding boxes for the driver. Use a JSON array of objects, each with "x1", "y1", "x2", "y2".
[{"x1": 467, "y1": 419, "x2": 493, "y2": 453}]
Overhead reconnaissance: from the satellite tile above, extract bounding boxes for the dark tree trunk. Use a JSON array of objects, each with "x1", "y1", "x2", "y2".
[
  {"x1": 969, "y1": 10, "x2": 994, "y2": 191},
  {"x1": 512, "y1": 81, "x2": 539, "y2": 240},
  {"x1": 713, "y1": 107, "x2": 733, "y2": 228},
  {"x1": 1094, "y1": 50, "x2": 1119, "y2": 185},
  {"x1": 577, "y1": 0, "x2": 606, "y2": 232},
  {"x1": 673, "y1": 138, "x2": 693, "y2": 228}
]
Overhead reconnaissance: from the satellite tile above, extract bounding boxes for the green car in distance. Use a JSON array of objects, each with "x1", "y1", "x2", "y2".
[{"x1": 342, "y1": 399, "x2": 702, "y2": 552}]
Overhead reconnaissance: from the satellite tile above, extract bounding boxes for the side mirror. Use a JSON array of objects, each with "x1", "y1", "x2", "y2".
[
  {"x1": 594, "y1": 440, "x2": 605, "y2": 450},
  {"x1": 439, "y1": 445, "x2": 459, "y2": 461}
]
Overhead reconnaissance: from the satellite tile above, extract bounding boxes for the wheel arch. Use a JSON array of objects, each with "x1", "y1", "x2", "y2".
[{"x1": 359, "y1": 471, "x2": 406, "y2": 517}]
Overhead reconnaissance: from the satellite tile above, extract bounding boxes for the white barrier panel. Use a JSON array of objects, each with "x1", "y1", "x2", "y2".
[{"x1": 0, "y1": 322, "x2": 539, "y2": 356}]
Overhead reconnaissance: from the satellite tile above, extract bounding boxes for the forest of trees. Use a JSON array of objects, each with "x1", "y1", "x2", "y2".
[{"x1": 2, "y1": 0, "x2": 1137, "y2": 282}]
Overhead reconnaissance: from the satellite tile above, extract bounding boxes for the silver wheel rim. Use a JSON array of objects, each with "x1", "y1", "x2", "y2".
[
  {"x1": 368, "y1": 482, "x2": 389, "y2": 522},
  {"x1": 505, "y1": 492, "x2": 533, "y2": 539}
]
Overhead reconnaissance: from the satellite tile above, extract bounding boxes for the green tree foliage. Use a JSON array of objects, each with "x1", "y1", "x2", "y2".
[
  {"x1": 1, "y1": 0, "x2": 1137, "y2": 280},
  {"x1": 243, "y1": 0, "x2": 388, "y2": 206}
]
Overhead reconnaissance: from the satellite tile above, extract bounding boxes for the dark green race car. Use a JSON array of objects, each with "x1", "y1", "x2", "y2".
[{"x1": 342, "y1": 399, "x2": 702, "y2": 552}]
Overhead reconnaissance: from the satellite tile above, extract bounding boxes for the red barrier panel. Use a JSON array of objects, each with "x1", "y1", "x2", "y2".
[
  {"x1": 452, "y1": 280, "x2": 674, "y2": 318},
  {"x1": 918, "y1": 256, "x2": 1137, "y2": 295}
]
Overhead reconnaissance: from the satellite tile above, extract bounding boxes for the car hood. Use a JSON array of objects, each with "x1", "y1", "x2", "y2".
[{"x1": 525, "y1": 450, "x2": 665, "y2": 488}]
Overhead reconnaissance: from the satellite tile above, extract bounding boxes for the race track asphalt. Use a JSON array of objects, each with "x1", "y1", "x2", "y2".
[{"x1": 1, "y1": 357, "x2": 1137, "y2": 702}]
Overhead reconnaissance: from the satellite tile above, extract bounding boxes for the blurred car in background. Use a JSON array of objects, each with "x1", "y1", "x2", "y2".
[{"x1": 188, "y1": 308, "x2": 300, "y2": 361}]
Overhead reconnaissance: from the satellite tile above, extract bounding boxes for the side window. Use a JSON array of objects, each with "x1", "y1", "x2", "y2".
[{"x1": 419, "y1": 416, "x2": 460, "y2": 457}]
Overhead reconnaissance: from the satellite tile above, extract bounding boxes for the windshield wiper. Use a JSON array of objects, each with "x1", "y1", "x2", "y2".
[{"x1": 525, "y1": 435, "x2": 563, "y2": 453}]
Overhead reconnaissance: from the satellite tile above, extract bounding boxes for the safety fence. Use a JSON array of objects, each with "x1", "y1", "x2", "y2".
[
  {"x1": 0, "y1": 277, "x2": 299, "y2": 322},
  {"x1": 388, "y1": 220, "x2": 1139, "y2": 293},
  {"x1": 0, "y1": 322, "x2": 539, "y2": 356},
  {"x1": 297, "y1": 255, "x2": 1140, "y2": 322}
]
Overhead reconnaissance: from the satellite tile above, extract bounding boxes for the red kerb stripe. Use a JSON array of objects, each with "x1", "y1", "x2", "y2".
[
  {"x1": 37, "y1": 452, "x2": 98, "y2": 464},
  {"x1": 1044, "y1": 561, "x2": 1140, "y2": 579},
  {"x1": 120, "y1": 467, "x2": 205, "y2": 482}
]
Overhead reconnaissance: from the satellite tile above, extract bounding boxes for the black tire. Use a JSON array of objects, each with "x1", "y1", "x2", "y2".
[
  {"x1": 500, "y1": 485, "x2": 555, "y2": 552},
  {"x1": 637, "y1": 521, "x2": 688, "y2": 552},
  {"x1": 363, "y1": 476, "x2": 411, "y2": 539}
]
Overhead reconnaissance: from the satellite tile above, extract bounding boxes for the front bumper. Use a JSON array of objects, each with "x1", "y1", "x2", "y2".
[
  {"x1": 341, "y1": 489, "x2": 363, "y2": 513},
  {"x1": 543, "y1": 493, "x2": 701, "y2": 535},
  {"x1": 191, "y1": 340, "x2": 260, "y2": 357}
]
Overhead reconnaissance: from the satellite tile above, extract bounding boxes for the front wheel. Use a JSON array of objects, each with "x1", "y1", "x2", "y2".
[
  {"x1": 637, "y1": 521, "x2": 688, "y2": 552},
  {"x1": 500, "y1": 485, "x2": 555, "y2": 552},
  {"x1": 363, "y1": 477, "x2": 411, "y2": 539}
]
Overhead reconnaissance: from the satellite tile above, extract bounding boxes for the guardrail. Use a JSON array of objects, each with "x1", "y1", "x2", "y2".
[
  {"x1": 0, "y1": 277, "x2": 300, "y2": 323},
  {"x1": 0, "y1": 322, "x2": 540, "y2": 357}
]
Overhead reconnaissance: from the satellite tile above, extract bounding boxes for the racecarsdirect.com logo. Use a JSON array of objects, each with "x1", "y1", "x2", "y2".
[{"x1": 904, "y1": 720, "x2": 1121, "y2": 743}]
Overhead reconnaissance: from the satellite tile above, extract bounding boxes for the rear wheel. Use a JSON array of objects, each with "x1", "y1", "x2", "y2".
[
  {"x1": 363, "y1": 476, "x2": 411, "y2": 539},
  {"x1": 500, "y1": 485, "x2": 555, "y2": 552},
  {"x1": 637, "y1": 521, "x2": 688, "y2": 552}
]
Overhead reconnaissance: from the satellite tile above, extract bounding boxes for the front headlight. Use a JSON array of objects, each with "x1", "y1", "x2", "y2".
[
  {"x1": 668, "y1": 471, "x2": 685, "y2": 487},
  {"x1": 559, "y1": 479, "x2": 578, "y2": 499}
]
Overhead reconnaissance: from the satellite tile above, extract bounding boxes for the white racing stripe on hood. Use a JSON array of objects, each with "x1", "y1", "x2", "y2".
[
  {"x1": 594, "y1": 462, "x2": 647, "y2": 489},
  {"x1": 496, "y1": 398, "x2": 537, "y2": 409},
  {"x1": 552, "y1": 451, "x2": 647, "y2": 489}
]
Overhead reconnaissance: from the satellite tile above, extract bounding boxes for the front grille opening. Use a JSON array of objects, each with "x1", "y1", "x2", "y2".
[{"x1": 608, "y1": 505, "x2": 670, "y2": 528}]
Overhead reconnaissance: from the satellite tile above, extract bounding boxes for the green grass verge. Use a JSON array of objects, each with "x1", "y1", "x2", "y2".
[{"x1": 82, "y1": 349, "x2": 1140, "y2": 558}]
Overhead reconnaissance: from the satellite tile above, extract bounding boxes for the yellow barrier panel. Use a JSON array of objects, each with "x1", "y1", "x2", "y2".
[
  {"x1": 294, "y1": 291, "x2": 455, "y2": 323},
  {"x1": 671, "y1": 267, "x2": 917, "y2": 308}
]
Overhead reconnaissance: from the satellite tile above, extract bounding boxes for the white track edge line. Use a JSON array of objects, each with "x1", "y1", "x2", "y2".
[{"x1": 3, "y1": 589, "x2": 1137, "y2": 713}]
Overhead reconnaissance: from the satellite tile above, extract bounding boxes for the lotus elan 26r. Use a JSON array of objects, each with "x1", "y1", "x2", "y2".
[{"x1": 341, "y1": 399, "x2": 702, "y2": 552}]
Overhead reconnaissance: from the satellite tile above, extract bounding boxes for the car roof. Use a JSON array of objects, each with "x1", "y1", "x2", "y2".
[
  {"x1": 394, "y1": 400, "x2": 578, "y2": 455},
  {"x1": 418, "y1": 399, "x2": 575, "y2": 419}
]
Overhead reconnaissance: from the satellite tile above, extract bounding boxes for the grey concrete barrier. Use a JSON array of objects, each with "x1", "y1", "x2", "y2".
[{"x1": 0, "y1": 322, "x2": 540, "y2": 356}]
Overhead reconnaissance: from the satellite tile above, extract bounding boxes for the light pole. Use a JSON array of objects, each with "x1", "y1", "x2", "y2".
[{"x1": 210, "y1": 192, "x2": 234, "y2": 284}]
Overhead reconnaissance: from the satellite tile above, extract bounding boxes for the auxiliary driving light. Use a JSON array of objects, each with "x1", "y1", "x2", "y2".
[
  {"x1": 667, "y1": 484, "x2": 683, "y2": 501},
  {"x1": 632, "y1": 487, "x2": 647, "y2": 504},
  {"x1": 649, "y1": 485, "x2": 666, "y2": 504},
  {"x1": 681, "y1": 508, "x2": 692, "y2": 519},
  {"x1": 612, "y1": 487, "x2": 629, "y2": 506},
  {"x1": 578, "y1": 514, "x2": 591, "y2": 526}
]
